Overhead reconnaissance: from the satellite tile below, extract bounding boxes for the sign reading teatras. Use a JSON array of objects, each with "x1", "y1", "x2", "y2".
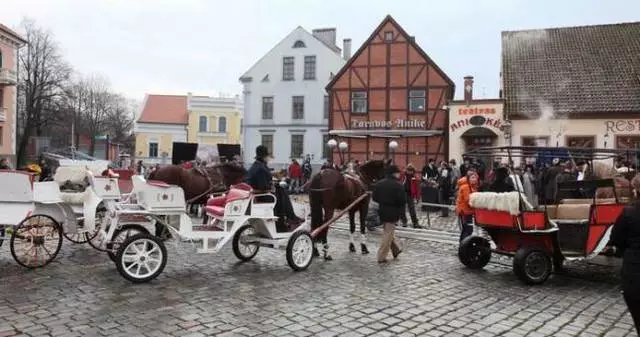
[{"x1": 351, "y1": 119, "x2": 426, "y2": 129}]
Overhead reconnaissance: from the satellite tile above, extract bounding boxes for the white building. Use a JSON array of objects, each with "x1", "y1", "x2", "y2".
[{"x1": 239, "y1": 27, "x2": 350, "y2": 170}]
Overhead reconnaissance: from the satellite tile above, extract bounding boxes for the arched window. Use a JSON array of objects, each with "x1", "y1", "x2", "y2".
[
  {"x1": 198, "y1": 116, "x2": 207, "y2": 132},
  {"x1": 293, "y1": 40, "x2": 306, "y2": 48},
  {"x1": 218, "y1": 117, "x2": 227, "y2": 133}
]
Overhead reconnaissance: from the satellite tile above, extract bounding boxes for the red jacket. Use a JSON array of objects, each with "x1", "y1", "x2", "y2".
[{"x1": 288, "y1": 163, "x2": 301, "y2": 178}]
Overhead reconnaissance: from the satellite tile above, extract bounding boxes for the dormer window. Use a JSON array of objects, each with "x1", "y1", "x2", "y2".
[{"x1": 293, "y1": 40, "x2": 306, "y2": 48}]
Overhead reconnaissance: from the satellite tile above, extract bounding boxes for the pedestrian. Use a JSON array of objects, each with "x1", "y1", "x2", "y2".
[
  {"x1": 459, "y1": 157, "x2": 471, "y2": 178},
  {"x1": 400, "y1": 164, "x2": 422, "y2": 229},
  {"x1": 522, "y1": 165, "x2": 539, "y2": 208},
  {"x1": 439, "y1": 161, "x2": 452, "y2": 217},
  {"x1": 611, "y1": 192, "x2": 640, "y2": 334},
  {"x1": 0, "y1": 157, "x2": 11, "y2": 170},
  {"x1": 422, "y1": 158, "x2": 438, "y2": 181},
  {"x1": 489, "y1": 167, "x2": 515, "y2": 193},
  {"x1": 456, "y1": 171, "x2": 479, "y2": 242},
  {"x1": 288, "y1": 159, "x2": 301, "y2": 194},
  {"x1": 372, "y1": 165, "x2": 407, "y2": 263},
  {"x1": 136, "y1": 160, "x2": 145, "y2": 176}
]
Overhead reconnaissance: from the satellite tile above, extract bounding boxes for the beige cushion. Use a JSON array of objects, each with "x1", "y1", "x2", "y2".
[
  {"x1": 561, "y1": 198, "x2": 617, "y2": 205},
  {"x1": 555, "y1": 204, "x2": 591, "y2": 220}
]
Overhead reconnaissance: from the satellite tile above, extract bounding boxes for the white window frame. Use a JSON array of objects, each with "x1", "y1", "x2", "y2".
[
  {"x1": 283, "y1": 57, "x2": 294, "y2": 81},
  {"x1": 351, "y1": 91, "x2": 368, "y2": 114},
  {"x1": 409, "y1": 90, "x2": 426, "y2": 112}
]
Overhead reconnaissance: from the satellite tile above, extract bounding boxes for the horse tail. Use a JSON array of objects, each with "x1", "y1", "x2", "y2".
[{"x1": 309, "y1": 173, "x2": 324, "y2": 231}]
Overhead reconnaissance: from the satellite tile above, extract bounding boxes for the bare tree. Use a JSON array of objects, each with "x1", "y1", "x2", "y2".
[{"x1": 16, "y1": 19, "x2": 72, "y2": 165}]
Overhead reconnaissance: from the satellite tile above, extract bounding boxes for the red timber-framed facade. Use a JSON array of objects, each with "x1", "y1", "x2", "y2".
[{"x1": 325, "y1": 16, "x2": 455, "y2": 167}]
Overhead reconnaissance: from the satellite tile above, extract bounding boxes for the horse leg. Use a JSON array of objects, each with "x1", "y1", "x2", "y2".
[
  {"x1": 348, "y1": 210, "x2": 356, "y2": 253},
  {"x1": 359, "y1": 204, "x2": 369, "y2": 255},
  {"x1": 321, "y1": 208, "x2": 334, "y2": 261}
]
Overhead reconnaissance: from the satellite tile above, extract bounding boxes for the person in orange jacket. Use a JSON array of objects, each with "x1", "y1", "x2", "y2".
[{"x1": 456, "y1": 171, "x2": 479, "y2": 242}]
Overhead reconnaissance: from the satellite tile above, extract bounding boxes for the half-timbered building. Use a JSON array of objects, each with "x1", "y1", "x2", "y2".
[{"x1": 326, "y1": 15, "x2": 455, "y2": 166}]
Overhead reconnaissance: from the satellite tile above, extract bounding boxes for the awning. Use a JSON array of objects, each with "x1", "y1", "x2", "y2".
[{"x1": 328, "y1": 130, "x2": 443, "y2": 137}]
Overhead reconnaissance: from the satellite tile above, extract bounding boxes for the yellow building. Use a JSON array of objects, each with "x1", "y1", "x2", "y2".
[
  {"x1": 134, "y1": 94, "x2": 188, "y2": 164},
  {"x1": 186, "y1": 93, "x2": 243, "y2": 145}
]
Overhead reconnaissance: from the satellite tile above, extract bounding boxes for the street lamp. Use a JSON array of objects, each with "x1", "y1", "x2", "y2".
[
  {"x1": 389, "y1": 140, "x2": 398, "y2": 164},
  {"x1": 338, "y1": 141, "x2": 348, "y2": 165}
]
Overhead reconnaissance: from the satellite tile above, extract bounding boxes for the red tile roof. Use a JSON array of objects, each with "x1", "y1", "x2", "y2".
[
  {"x1": 138, "y1": 94, "x2": 188, "y2": 125},
  {"x1": 502, "y1": 22, "x2": 640, "y2": 118},
  {"x1": 0, "y1": 23, "x2": 27, "y2": 44}
]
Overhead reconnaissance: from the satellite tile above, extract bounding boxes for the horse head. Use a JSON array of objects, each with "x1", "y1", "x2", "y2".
[{"x1": 359, "y1": 159, "x2": 386, "y2": 185}]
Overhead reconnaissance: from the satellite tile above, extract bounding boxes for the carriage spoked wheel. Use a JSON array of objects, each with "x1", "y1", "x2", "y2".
[
  {"x1": 63, "y1": 207, "x2": 106, "y2": 244},
  {"x1": 458, "y1": 236, "x2": 492, "y2": 269},
  {"x1": 115, "y1": 233, "x2": 167, "y2": 283},
  {"x1": 232, "y1": 224, "x2": 260, "y2": 262},
  {"x1": 513, "y1": 246, "x2": 552, "y2": 285},
  {"x1": 286, "y1": 231, "x2": 314, "y2": 271},
  {"x1": 10, "y1": 215, "x2": 63, "y2": 268},
  {"x1": 107, "y1": 225, "x2": 150, "y2": 262}
]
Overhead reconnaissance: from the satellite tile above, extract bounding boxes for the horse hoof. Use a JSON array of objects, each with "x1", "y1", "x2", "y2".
[
  {"x1": 349, "y1": 243, "x2": 356, "y2": 253},
  {"x1": 313, "y1": 248, "x2": 320, "y2": 257},
  {"x1": 324, "y1": 255, "x2": 333, "y2": 261},
  {"x1": 361, "y1": 244, "x2": 369, "y2": 255}
]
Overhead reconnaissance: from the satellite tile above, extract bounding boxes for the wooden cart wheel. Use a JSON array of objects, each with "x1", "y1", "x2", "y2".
[
  {"x1": 107, "y1": 225, "x2": 150, "y2": 262},
  {"x1": 232, "y1": 224, "x2": 260, "y2": 262},
  {"x1": 458, "y1": 236, "x2": 491, "y2": 269},
  {"x1": 115, "y1": 233, "x2": 167, "y2": 283},
  {"x1": 286, "y1": 231, "x2": 314, "y2": 271},
  {"x1": 10, "y1": 215, "x2": 63, "y2": 269},
  {"x1": 513, "y1": 246, "x2": 552, "y2": 285}
]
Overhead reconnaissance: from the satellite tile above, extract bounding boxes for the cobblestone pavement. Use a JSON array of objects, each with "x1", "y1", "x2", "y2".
[{"x1": 0, "y1": 232, "x2": 636, "y2": 337}]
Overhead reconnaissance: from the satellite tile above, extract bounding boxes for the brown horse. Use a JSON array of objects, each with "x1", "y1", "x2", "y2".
[
  {"x1": 592, "y1": 162, "x2": 637, "y2": 200},
  {"x1": 148, "y1": 163, "x2": 246, "y2": 204},
  {"x1": 309, "y1": 160, "x2": 386, "y2": 260}
]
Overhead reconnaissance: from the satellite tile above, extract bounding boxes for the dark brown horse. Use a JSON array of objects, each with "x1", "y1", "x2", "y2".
[
  {"x1": 309, "y1": 160, "x2": 386, "y2": 260},
  {"x1": 148, "y1": 163, "x2": 246, "y2": 204}
]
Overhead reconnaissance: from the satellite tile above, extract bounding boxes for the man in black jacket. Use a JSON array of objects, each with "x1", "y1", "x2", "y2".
[
  {"x1": 246, "y1": 145, "x2": 303, "y2": 231},
  {"x1": 422, "y1": 158, "x2": 438, "y2": 180},
  {"x1": 373, "y1": 165, "x2": 407, "y2": 263}
]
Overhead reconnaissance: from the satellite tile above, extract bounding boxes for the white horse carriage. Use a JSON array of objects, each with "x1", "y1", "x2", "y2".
[
  {"x1": 87, "y1": 174, "x2": 315, "y2": 283},
  {"x1": 0, "y1": 170, "x2": 99, "y2": 268}
]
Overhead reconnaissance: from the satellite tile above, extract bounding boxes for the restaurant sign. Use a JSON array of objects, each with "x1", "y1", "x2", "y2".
[
  {"x1": 450, "y1": 115, "x2": 503, "y2": 132},
  {"x1": 350, "y1": 119, "x2": 426, "y2": 129},
  {"x1": 605, "y1": 120, "x2": 640, "y2": 133}
]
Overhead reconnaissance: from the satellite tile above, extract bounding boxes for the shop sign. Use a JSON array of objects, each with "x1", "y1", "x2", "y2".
[
  {"x1": 457, "y1": 107, "x2": 497, "y2": 115},
  {"x1": 604, "y1": 120, "x2": 640, "y2": 133},
  {"x1": 350, "y1": 119, "x2": 426, "y2": 129},
  {"x1": 450, "y1": 115, "x2": 503, "y2": 132}
]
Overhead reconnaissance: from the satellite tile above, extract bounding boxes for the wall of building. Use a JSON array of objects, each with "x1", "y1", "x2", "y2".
[
  {"x1": 448, "y1": 101, "x2": 505, "y2": 161},
  {"x1": 241, "y1": 27, "x2": 346, "y2": 168},
  {"x1": 186, "y1": 94, "x2": 243, "y2": 145},
  {"x1": 134, "y1": 123, "x2": 187, "y2": 164},
  {"x1": 0, "y1": 38, "x2": 18, "y2": 164}
]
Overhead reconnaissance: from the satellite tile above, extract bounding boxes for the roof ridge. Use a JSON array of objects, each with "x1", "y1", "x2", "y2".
[{"x1": 502, "y1": 21, "x2": 640, "y2": 35}]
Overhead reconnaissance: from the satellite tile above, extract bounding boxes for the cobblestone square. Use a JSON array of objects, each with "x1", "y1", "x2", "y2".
[{"x1": 0, "y1": 231, "x2": 636, "y2": 337}]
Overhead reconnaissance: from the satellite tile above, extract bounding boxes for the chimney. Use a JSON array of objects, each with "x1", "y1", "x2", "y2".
[
  {"x1": 312, "y1": 28, "x2": 337, "y2": 49},
  {"x1": 463, "y1": 76, "x2": 474, "y2": 105},
  {"x1": 342, "y1": 38, "x2": 352, "y2": 60}
]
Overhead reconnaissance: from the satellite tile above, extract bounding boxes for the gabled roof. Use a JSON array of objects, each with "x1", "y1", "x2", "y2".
[
  {"x1": 239, "y1": 26, "x2": 341, "y2": 82},
  {"x1": 0, "y1": 23, "x2": 27, "y2": 44},
  {"x1": 326, "y1": 15, "x2": 455, "y2": 91},
  {"x1": 137, "y1": 94, "x2": 188, "y2": 125},
  {"x1": 502, "y1": 21, "x2": 640, "y2": 118}
]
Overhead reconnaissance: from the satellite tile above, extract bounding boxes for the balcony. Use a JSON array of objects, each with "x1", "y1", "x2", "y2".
[
  {"x1": 0, "y1": 107, "x2": 6, "y2": 122},
  {"x1": 0, "y1": 68, "x2": 18, "y2": 86}
]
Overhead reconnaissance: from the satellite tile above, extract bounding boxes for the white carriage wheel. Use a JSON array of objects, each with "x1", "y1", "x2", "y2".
[
  {"x1": 286, "y1": 231, "x2": 314, "y2": 272},
  {"x1": 232, "y1": 224, "x2": 260, "y2": 262},
  {"x1": 64, "y1": 207, "x2": 106, "y2": 245},
  {"x1": 10, "y1": 215, "x2": 63, "y2": 269},
  {"x1": 115, "y1": 233, "x2": 167, "y2": 283},
  {"x1": 107, "y1": 225, "x2": 149, "y2": 262}
]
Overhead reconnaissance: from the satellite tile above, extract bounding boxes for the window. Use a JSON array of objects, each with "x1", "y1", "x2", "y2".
[
  {"x1": 283, "y1": 57, "x2": 294, "y2": 81},
  {"x1": 292, "y1": 96, "x2": 304, "y2": 120},
  {"x1": 262, "y1": 97, "x2": 273, "y2": 119},
  {"x1": 323, "y1": 95, "x2": 329, "y2": 119},
  {"x1": 293, "y1": 40, "x2": 306, "y2": 48},
  {"x1": 218, "y1": 117, "x2": 227, "y2": 133},
  {"x1": 384, "y1": 31, "x2": 394, "y2": 41},
  {"x1": 304, "y1": 55, "x2": 316, "y2": 80},
  {"x1": 0, "y1": 126, "x2": 3, "y2": 146},
  {"x1": 149, "y1": 143, "x2": 159, "y2": 158},
  {"x1": 322, "y1": 134, "x2": 330, "y2": 159},
  {"x1": 291, "y1": 134, "x2": 304, "y2": 158},
  {"x1": 521, "y1": 136, "x2": 550, "y2": 147},
  {"x1": 261, "y1": 134, "x2": 273, "y2": 157},
  {"x1": 351, "y1": 91, "x2": 367, "y2": 113},
  {"x1": 409, "y1": 90, "x2": 426, "y2": 112},
  {"x1": 199, "y1": 116, "x2": 207, "y2": 132},
  {"x1": 566, "y1": 136, "x2": 595, "y2": 148}
]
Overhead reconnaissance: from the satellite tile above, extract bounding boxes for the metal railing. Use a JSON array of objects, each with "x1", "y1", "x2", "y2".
[{"x1": 0, "y1": 68, "x2": 17, "y2": 85}]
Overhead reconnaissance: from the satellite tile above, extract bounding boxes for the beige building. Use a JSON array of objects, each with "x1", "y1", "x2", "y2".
[
  {"x1": 0, "y1": 23, "x2": 27, "y2": 165},
  {"x1": 186, "y1": 93, "x2": 243, "y2": 146}
]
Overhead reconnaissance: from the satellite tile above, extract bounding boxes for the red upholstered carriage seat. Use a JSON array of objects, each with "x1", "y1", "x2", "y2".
[
  {"x1": 205, "y1": 183, "x2": 253, "y2": 217},
  {"x1": 147, "y1": 180, "x2": 171, "y2": 188}
]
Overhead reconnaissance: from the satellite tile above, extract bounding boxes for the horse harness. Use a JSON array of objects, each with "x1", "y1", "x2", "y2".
[{"x1": 185, "y1": 166, "x2": 218, "y2": 204}]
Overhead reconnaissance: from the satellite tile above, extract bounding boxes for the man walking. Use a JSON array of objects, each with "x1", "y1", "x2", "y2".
[
  {"x1": 372, "y1": 165, "x2": 407, "y2": 263},
  {"x1": 400, "y1": 164, "x2": 422, "y2": 229}
]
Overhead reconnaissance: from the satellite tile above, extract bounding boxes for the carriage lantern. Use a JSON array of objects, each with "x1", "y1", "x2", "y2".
[{"x1": 389, "y1": 140, "x2": 398, "y2": 163}]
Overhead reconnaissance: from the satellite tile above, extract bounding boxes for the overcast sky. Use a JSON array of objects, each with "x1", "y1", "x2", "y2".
[{"x1": 2, "y1": 0, "x2": 639, "y2": 102}]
